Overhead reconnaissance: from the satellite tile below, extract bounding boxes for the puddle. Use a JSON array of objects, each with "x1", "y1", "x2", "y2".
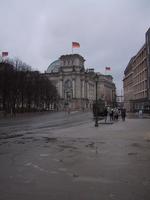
[
  {"x1": 58, "y1": 145, "x2": 77, "y2": 150},
  {"x1": 0, "y1": 134, "x2": 23, "y2": 140},
  {"x1": 17, "y1": 141, "x2": 25, "y2": 144},
  {"x1": 74, "y1": 176, "x2": 117, "y2": 183},
  {"x1": 85, "y1": 142, "x2": 95, "y2": 148},
  {"x1": 25, "y1": 162, "x2": 48, "y2": 172},
  {"x1": 131, "y1": 143, "x2": 141, "y2": 148},
  {"x1": 43, "y1": 137, "x2": 57, "y2": 143}
]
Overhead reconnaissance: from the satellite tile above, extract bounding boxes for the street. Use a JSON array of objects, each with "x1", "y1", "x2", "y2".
[{"x1": 0, "y1": 111, "x2": 150, "y2": 200}]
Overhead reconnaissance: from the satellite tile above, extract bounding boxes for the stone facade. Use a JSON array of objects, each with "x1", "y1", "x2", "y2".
[
  {"x1": 123, "y1": 28, "x2": 150, "y2": 112},
  {"x1": 123, "y1": 57, "x2": 134, "y2": 112},
  {"x1": 98, "y1": 74, "x2": 116, "y2": 106},
  {"x1": 146, "y1": 28, "x2": 150, "y2": 101},
  {"x1": 45, "y1": 54, "x2": 116, "y2": 110}
]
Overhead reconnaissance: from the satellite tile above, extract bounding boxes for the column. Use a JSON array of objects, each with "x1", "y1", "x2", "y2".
[
  {"x1": 82, "y1": 80, "x2": 85, "y2": 98},
  {"x1": 87, "y1": 82, "x2": 89, "y2": 99},
  {"x1": 72, "y1": 79, "x2": 75, "y2": 98},
  {"x1": 59, "y1": 78, "x2": 63, "y2": 98}
]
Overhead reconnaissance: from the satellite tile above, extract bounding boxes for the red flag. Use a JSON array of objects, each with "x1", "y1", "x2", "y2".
[
  {"x1": 2, "y1": 52, "x2": 8, "y2": 57},
  {"x1": 72, "y1": 42, "x2": 80, "y2": 48},
  {"x1": 105, "y1": 67, "x2": 111, "y2": 70}
]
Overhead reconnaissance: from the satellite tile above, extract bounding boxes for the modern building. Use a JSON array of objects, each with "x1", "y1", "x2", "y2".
[
  {"x1": 123, "y1": 28, "x2": 150, "y2": 112},
  {"x1": 45, "y1": 54, "x2": 116, "y2": 111}
]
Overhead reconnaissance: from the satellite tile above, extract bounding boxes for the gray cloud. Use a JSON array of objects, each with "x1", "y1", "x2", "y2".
[{"x1": 0, "y1": 0, "x2": 150, "y2": 94}]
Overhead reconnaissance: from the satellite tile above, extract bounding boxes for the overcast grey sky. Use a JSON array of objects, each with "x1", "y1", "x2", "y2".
[{"x1": 0, "y1": 0, "x2": 150, "y2": 94}]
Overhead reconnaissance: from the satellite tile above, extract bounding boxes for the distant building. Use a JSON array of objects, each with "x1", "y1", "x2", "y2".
[
  {"x1": 116, "y1": 94, "x2": 124, "y2": 108},
  {"x1": 123, "y1": 28, "x2": 150, "y2": 112},
  {"x1": 45, "y1": 54, "x2": 116, "y2": 110},
  {"x1": 98, "y1": 74, "x2": 116, "y2": 107}
]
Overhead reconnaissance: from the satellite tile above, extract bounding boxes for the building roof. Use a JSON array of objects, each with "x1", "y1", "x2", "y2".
[
  {"x1": 124, "y1": 56, "x2": 135, "y2": 75},
  {"x1": 46, "y1": 54, "x2": 85, "y2": 73},
  {"x1": 46, "y1": 60, "x2": 61, "y2": 73},
  {"x1": 59, "y1": 54, "x2": 85, "y2": 62}
]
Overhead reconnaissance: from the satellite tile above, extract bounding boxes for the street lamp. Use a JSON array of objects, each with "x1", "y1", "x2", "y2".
[{"x1": 95, "y1": 73, "x2": 99, "y2": 127}]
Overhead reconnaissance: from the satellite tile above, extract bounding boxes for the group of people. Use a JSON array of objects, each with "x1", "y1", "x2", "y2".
[{"x1": 103, "y1": 107, "x2": 126, "y2": 123}]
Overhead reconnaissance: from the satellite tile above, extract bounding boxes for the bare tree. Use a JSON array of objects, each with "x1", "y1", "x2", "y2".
[{"x1": 0, "y1": 58, "x2": 59, "y2": 115}]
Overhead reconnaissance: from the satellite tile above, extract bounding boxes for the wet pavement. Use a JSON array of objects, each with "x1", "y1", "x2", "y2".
[{"x1": 0, "y1": 112, "x2": 150, "y2": 200}]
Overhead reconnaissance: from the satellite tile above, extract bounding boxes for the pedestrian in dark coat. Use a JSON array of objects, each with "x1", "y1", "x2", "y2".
[
  {"x1": 103, "y1": 107, "x2": 108, "y2": 123},
  {"x1": 121, "y1": 108, "x2": 126, "y2": 121}
]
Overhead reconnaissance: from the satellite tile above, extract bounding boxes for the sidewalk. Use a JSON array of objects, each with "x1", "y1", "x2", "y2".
[
  {"x1": 127, "y1": 112, "x2": 150, "y2": 119},
  {"x1": 0, "y1": 118, "x2": 150, "y2": 200}
]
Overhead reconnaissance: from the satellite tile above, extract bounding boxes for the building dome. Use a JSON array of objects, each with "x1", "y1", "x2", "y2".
[{"x1": 46, "y1": 60, "x2": 61, "y2": 73}]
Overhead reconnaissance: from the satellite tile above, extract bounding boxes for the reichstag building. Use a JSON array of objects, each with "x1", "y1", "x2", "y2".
[{"x1": 45, "y1": 54, "x2": 116, "y2": 111}]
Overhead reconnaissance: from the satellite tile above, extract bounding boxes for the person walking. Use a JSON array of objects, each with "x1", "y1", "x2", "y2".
[
  {"x1": 114, "y1": 108, "x2": 119, "y2": 121},
  {"x1": 121, "y1": 108, "x2": 126, "y2": 121},
  {"x1": 109, "y1": 108, "x2": 114, "y2": 121},
  {"x1": 138, "y1": 109, "x2": 143, "y2": 118},
  {"x1": 67, "y1": 103, "x2": 71, "y2": 114},
  {"x1": 103, "y1": 107, "x2": 108, "y2": 123}
]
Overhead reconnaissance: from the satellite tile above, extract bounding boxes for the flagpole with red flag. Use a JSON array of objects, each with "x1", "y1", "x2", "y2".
[
  {"x1": 72, "y1": 42, "x2": 80, "y2": 54},
  {"x1": 105, "y1": 67, "x2": 111, "y2": 75},
  {"x1": 1, "y1": 51, "x2": 8, "y2": 62},
  {"x1": 2, "y1": 52, "x2": 8, "y2": 57}
]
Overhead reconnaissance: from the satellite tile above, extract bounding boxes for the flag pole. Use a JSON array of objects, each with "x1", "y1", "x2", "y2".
[
  {"x1": 72, "y1": 42, "x2": 80, "y2": 54},
  {"x1": 1, "y1": 52, "x2": 9, "y2": 62}
]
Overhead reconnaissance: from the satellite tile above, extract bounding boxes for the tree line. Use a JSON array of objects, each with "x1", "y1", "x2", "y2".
[{"x1": 0, "y1": 59, "x2": 59, "y2": 114}]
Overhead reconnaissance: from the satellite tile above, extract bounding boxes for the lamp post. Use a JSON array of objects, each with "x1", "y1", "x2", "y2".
[{"x1": 95, "y1": 74, "x2": 99, "y2": 127}]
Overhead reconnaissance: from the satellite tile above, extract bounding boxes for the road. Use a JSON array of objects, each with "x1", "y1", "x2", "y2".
[
  {"x1": 0, "y1": 111, "x2": 92, "y2": 139},
  {"x1": 0, "y1": 112, "x2": 150, "y2": 200}
]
